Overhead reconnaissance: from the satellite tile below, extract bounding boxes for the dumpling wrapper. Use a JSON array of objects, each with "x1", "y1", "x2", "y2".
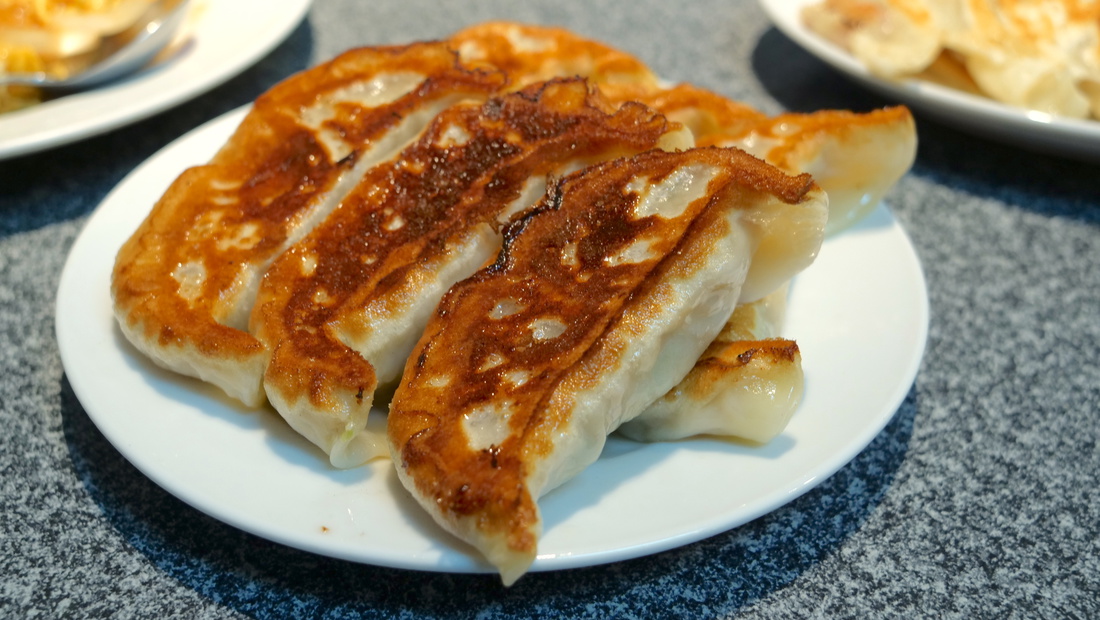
[
  {"x1": 451, "y1": 20, "x2": 916, "y2": 235},
  {"x1": 388, "y1": 147, "x2": 827, "y2": 584},
  {"x1": 250, "y1": 78, "x2": 690, "y2": 467},
  {"x1": 450, "y1": 22, "x2": 914, "y2": 446},
  {"x1": 618, "y1": 285, "x2": 805, "y2": 443},
  {"x1": 800, "y1": 0, "x2": 943, "y2": 77},
  {"x1": 611, "y1": 82, "x2": 915, "y2": 235},
  {"x1": 112, "y1": 42, "x2": 506, "y2": 407}
]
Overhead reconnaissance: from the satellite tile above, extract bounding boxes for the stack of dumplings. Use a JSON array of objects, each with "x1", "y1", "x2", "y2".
[{"x1": 111, "y1": 22, "x2": 916, "y2": 584}]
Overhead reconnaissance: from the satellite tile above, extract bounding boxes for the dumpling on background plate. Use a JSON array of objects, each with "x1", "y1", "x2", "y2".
[
  {"x1": 451, "y1": 20, "x2": 917, "y2": 235},
  {"x1": 250, "y1": 78, "x2": 690, "y2": 467},
  {"x1": 801, "y1": 0, "x2": 1100, "y2": 119}
]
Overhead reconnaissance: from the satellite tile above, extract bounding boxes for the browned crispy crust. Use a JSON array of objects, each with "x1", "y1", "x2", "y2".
[
  {"x1": 389, "y1": 146, "x2": 816, "y2": 573},
  {"x1": 252, "y1": 77, "x2": 677, "y2": 429},
  {"x1": 110, "y1": 42, "x2": 506, "y2": 404},
  {"x1": 690, "y1": 338, "x2": 800, "y2": 393}
]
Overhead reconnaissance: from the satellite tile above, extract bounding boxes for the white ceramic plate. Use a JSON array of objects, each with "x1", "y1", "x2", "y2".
[
  {"x1": 0, "y1": 0, "x2": 311, "y2": 160},
  {"x1": 56, "y1": 107, "x2": 928, "y2": 575},
  {"x1": 758, "y1": 0, "x2": 1100, "y2": 160}
]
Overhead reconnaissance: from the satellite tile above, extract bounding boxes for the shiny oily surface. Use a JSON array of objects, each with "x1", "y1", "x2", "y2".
[{"x1": 57, "y1": 107, "x2": 928, "y2": 574}]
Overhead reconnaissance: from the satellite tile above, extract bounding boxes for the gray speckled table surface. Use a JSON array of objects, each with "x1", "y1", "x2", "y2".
[{"x1": 2, "y1": 0, "x2": 1098, "y2": 617}]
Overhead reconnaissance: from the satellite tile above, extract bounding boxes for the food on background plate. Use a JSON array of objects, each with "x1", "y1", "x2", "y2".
[
  {"x1": 802, "y1": 0, "x2": 1100, "y2": 120},
  {"x1": 388, "y1": 148, "x2": 826, "y2": 584},
  {"x1": 109, "y1": 21, "x2": 915, "y2": 583},
  {"x1": 650, "y1": 90, "x2": 915, "y2": 235},
  {"x1": 0, "y1": 0, "x2": 157, "y2": 111}
]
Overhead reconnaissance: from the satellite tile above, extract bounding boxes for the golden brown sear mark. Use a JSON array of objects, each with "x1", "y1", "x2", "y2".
[
  {"x1": 389, "y1": 146, "x2": 823, "y2": 584},
  {"x1": 252, "y1": 77, "x2": 682, "y2": 466}
]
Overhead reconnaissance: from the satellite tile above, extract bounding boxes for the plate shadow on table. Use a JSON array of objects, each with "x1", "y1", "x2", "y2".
[
  {"x1": 750, "y1": 28, "x2": 1100, "y2": 228},
  {"x1": 60, "y1": 366, "x2": 917, "y2": 617},
  {"x1": 0, "y1": 17, "x2": 315, "y2": 241}
]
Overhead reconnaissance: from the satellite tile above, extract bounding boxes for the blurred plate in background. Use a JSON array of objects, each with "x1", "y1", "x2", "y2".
[
  {"x1": 0, "y1": 0, "x2": 311, "y2": 160},
  {"x1": 758, "y1": 0, "x2": 1100, "y2": 161}
]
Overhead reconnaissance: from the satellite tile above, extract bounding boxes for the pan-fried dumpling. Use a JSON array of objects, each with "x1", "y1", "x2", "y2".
[
  {"x1": 693, "y1": 102, "x2": 915, "y2": 235},
  {"x1": 800, "y1": 0, "x2": 942, "y2": 77},
  {"x1": 618, "y1": 285, "x2": 804, "y2": 443},
  {"x1": 609, "y1": 81, "x2": 915, "y2": 234},
  {"x1": 388, "y1": 147, "x2": 827, "y2": 584},
  {"x1": 250, "y1": 78, "x2": 691, "y2": 467},
  {"x1": 111, "y1": 42, "x2": 506, "y2": 406},
  {"x1": 447, "y1": 23, "x2": 912, "y2": 447}
]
